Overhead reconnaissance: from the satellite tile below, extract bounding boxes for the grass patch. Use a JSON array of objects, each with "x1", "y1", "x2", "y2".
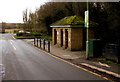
[
  {"x1": 30, "y1": 32, "x2": 42, "y2": 36},
  {"x1": 14, "y1": 35, "x2": 25, "y2": 39},
  {"x1": 97, "y1": 57, "x2": 120, "y2": 65},
  {"x1": 15, "y1": 31, "x2": 52, "y2": 40}
]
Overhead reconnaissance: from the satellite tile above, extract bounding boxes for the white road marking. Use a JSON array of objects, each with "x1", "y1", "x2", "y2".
[
  {"x1": 99, "y1": 62, "x2": 111, "y2": 68},
  {"x1": 10, "y1": 42, "x2": 13, "y2": 45},
  {"x1": 80, "y1": 63, "x2": 120, "y2": 78},
  {"x1": 12, "y1": 45, "x2": 16, "y2": 50},
  {"x1": 9, "y1": 40, "x2": 13, "y2": 43},
  {"x1": 9, "y1": 40, "x2": 16, "y2": 50}
]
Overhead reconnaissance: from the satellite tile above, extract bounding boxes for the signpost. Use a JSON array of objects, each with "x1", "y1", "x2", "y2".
[{"x1": 85, "y1": 10, "x2": 89, "y2": 59}]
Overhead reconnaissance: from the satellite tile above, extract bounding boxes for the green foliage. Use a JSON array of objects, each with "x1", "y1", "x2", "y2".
[
  {"x1": 16, "y1": 32, "x2": 52, "y2": 40},
  {"x1": 30, "y1": 32, "x2": 42, "y2": 36},
  {"x1": 97, "y1": 58, "x2": 120, "y2": 64},
  {"x1": 24, "y1": 2, "x2": 86, "y2": 35},
  {"x1": 16, "y1": 32, "x2": 30, "y2": 36},
  {"x1": 89, "y1": 2, "x2": 120, "y2": 43},
  {"x1": 14, "y1": 35, "x2": 25, "y2": 39},
  {"x1": 23, "y1": 2, "x2": 120, "y2": 43},
  {"x1": 40, "y1": 35, "x2": 52, "y2": 40},
  {"x1": 16, "y1": 32, "x2": 23, "y2": 36}
]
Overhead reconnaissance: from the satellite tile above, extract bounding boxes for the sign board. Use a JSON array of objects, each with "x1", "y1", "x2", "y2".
[{"x1": 85, "y1": 10, "x2": 89, "y2": 28}]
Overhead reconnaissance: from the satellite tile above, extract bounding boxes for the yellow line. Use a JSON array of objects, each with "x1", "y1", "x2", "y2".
[{"x1": 32, "y1": 44, "x2": 111, "y2": 81}]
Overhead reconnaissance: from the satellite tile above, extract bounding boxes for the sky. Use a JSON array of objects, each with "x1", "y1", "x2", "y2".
[
  {"x1": 0, "y1": 0, "x2": 118, "y2": 23},
  {"x1": 0, "y1": 0, "x2": 48, "y2": 23}
]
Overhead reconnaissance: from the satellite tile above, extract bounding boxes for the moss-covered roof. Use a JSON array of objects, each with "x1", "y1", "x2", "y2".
[{"x1": 51, "y1": 16, "x2": 98, "y2": 27}]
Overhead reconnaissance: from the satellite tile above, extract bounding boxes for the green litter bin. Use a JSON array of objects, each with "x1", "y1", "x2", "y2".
[{"x1": 88, "y1": 39, "x2": 102, "y2": 58}]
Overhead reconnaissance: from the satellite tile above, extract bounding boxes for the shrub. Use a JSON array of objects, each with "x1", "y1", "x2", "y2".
[
  {"x1": 16, "y1": 32, "x2": 23, "y2": 36},
  {"x1": 31, "y1": 32, "x2": 42, "y2": 36}
]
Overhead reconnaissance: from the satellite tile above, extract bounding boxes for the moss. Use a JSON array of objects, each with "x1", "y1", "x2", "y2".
[{"x1": 51, "y1": 15, "x2": 98, "y2": 27}]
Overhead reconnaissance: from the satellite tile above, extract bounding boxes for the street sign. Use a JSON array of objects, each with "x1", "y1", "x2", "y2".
[{"x1": 85, "y1": 10, "x2": 89, "y2": 28}]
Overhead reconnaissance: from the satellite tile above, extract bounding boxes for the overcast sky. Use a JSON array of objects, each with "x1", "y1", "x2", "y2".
[
  {"x1": 0, "y1": 0, "x2": 118, "y2": 23},
  {"x1": 0, "y1": 0, "x2": 48, "y2": 23}
]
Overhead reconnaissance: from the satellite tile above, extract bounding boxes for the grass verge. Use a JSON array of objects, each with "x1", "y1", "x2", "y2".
[
  {"x1": 14, "y1": 34, "x2": 52, "y2": 40},
  {"x1": 14, "y1": 35, "x2": 25, "y2": 39}
]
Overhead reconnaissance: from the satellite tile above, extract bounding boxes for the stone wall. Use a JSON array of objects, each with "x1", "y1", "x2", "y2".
[{"x1": 52, "y1": 27, "x2": 95, "y2": 51}]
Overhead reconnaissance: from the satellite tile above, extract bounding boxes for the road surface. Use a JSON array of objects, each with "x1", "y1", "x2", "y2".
[{"x1": 0, "y1": 34, "x2": 108, "y2": 80}]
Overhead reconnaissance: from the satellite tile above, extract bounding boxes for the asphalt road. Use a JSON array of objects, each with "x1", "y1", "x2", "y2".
[{"x1": 0, "y1": 34, "x2": 108, "y2": 80}]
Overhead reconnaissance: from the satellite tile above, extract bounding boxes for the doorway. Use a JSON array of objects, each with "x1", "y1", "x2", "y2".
[
  {"x1": 61, "y1": 29, "x2": 63, "y2": 47},
  {"x1": 54, "y1": 29, "x2": 57, "y2": 45},
  {"x1": 65, "y1": 29, "x2": 68, "y2": 49}
]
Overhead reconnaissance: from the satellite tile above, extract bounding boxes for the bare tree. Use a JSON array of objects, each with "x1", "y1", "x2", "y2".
[{"x1": 23, "y1": 9, "x2": 29, "y2": 30}]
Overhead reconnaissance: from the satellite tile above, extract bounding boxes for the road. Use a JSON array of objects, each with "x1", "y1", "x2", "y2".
[{"x1": 0, "y1": 34, "x2": 108, "y2": 80}]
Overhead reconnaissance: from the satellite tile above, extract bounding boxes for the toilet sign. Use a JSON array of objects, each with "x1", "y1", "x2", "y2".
[{"x1": 85, "y1": 10, "x2": 89, "y2": 28}]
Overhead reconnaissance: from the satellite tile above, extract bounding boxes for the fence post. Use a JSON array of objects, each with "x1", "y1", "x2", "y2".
[
  {"x1": 40, "y1": 39, "x2": 41, "y2": 48},
  {"x1": 43, "y1": 39, "x2": 45, "y2": 50},
  {"x1": 37, "y1": 38, "x2": 38, "y2": 47},
  {"x1": 34, "y1": 38, "x2": 35, "y2": 45},
  {"x1": 48, "y1": 41, "x2": 50, "y2": 52}
]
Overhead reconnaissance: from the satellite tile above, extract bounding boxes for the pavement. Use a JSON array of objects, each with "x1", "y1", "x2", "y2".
[{"x1": 23, "y1": 39, "x2": 120, "y2": 81}]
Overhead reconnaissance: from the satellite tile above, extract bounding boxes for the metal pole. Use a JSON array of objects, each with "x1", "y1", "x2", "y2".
[
  {"x1": 43, "y1": 39, "x2": 45, "y2": 50},
  {"x1": 37, "y1": 38, "x2": 38, "y2": 47},
  {"x1": 48, "y1": 41, "x2": 50, "y2": 52},
  {"x1": 34, "y1": 38, "x2": 35, "y2": 45},
  {"x1": 86, "y1": 28, "x2": 89, "y2": 59},
  {"x1": 86, "y1": 0, "x2": 89, "y2": 59},
  {"x1": 40, "y1": 39, "x2": 41, "y2": 48}
]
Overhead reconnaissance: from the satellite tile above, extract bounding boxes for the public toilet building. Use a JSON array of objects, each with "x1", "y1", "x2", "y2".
[{"x1": 50, "y1": 16, "x2": 97, "y2": 51}]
